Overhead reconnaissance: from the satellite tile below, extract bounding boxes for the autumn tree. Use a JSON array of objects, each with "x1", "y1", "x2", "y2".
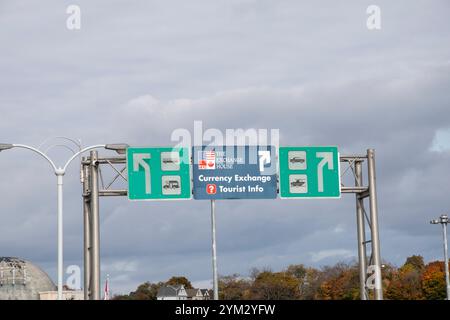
[
  {"x1": 421, "y1": 261, "x2": 447, "y2": 300},
  {"x1": 285, "y1": 264, "x2": 322, "y2": 299},
  {"x1": 386, "y1": 256, "x2": 424, "y2": 300},
  {"x1": 315, "y1": 263, "x2": 360, "y2": 300},
  {"x1": 112, "y1": 281, "x2": 165, "y2": 300},
  {"x1": 285, "y1": 264, "x2": 307, "y2": 279},
  {"x1": 249, "y1": 271, "x2": 300, "y2": 300},
  {"x1": 405, "y1": 255, "x2": 425, "y2": 272},
  {"x1": 219, "y1": 274, "x2": 252, "y2": 300},
  {"x1": 249, "y1": 267, "x2": 272, "y2": 281},
  {"x1": 113, "y1": 255, "x2": 441, "y2": 301},
  {"x1": 165, "y1": 276, "x2": 193, "y2": 289},
  {"x1": 112, "y1": 294, "x2": 131, "y2": 300}
]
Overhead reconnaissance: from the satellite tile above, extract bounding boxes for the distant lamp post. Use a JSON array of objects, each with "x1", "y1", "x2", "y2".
[
  {"x1": 0, "y1": 141, "x2": 128, "y2": 300},
  {"x1": 430, "y1": 214, "x2": 450, "y2": 300}
]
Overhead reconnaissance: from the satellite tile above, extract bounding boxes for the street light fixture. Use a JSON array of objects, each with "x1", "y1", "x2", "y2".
[
  {"x1": 105, "y1": 143, "x2": 129, "y2": 154},
  {"x1": 0, "y1": 142, "x2": 124, "y2": 300},
  {"x1": 0, "y1": 144, "x2": 14, "y2": 151},
  {"x1": 430, "y1": 214, "x2": 450, "y2": 300}
]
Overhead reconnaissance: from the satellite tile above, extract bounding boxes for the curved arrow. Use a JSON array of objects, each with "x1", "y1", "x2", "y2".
[{"x1": 133, "y1": 153, "x2": 151, "y2": 194}]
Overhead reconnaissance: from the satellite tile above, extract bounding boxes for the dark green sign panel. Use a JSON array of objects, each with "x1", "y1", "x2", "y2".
[
  {"x1": 127, "y1": 147, "x2": 191, "y2": 200},
  {"x1": 279, "y1": 146, "x2": 341, "y2": 198}
]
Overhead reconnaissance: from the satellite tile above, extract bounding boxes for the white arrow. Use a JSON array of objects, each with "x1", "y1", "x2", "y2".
[
  {"x1": 258, "y1": 150, "x2": 271, "y2": 172},
  {"x1": 316, "y1": 152, "x2": 334, "y2": 193},
  {"x1": 133, "y1": 153, "x2": 151, "y2": 194}
]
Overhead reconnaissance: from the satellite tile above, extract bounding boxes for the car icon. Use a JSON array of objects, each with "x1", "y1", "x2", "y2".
[
  {"x1": 290, "y1": 156, "x2": 305, "y2": 164},
  {"x1": 163, "y1": 180, "x2": 180, "y2": 189},
  {"x1": 162, "y1": 158, "x2": 179, "y2": 164},
  {"x1": 291, "y1": 179, "x2": 306, "y2": 187}
]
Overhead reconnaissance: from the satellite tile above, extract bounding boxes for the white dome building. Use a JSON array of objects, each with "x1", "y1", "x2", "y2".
[{"x1": 0, "y1": 257, "x2": 56, "y2": 300}]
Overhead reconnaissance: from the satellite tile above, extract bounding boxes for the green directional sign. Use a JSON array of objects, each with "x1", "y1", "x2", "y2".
[
  {"x1": 127, "y1": 147, "x2": 191, "y2": 200},
  {"x1": 279, "y1": 146, "x2": 341, "y2": 198}
]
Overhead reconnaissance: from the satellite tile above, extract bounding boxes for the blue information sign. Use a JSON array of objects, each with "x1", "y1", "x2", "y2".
[{"x1": 192, "y1": 146, "x2": 277, "y2": 200}]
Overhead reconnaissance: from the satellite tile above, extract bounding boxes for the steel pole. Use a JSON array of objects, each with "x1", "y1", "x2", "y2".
[
  {"x1": 355, "y1": 161, "x2": 368, "y2": 300},
  {"x1": 56, "y1": 172, "x2": 64, "y2": 300},
  {"x1": 82, "y1": 164, "x2": 91, "y2": 300},
  {"x1": 89, "y1": 151, "x2": 101, "y2": 300},
  {"x1": 367, "y1": 149, "x2": 383, "y2": 300},
  {"x1": 210, "y1": 200, "x2": 219, "y2": 300},
  {"x1": 442, "y1": 222, "x2": 450, "y2": 300}
]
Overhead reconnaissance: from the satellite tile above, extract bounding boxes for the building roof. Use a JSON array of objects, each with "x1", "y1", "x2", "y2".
[
  {"x1": 200, "y1": 289, "x2": 210, "y2": 296},
  {"x1": 0, "y1": 257, "x2": 56, "y2": 300},
  {"x1": 157, "y1": 285, "x2": 186, "y2": 298},
  {"x1": 157, "y1": 286, "x2": 177, "y2": 297},
  {"x1": 186, "y1": 288, "x2": 201, "y2": 298}
]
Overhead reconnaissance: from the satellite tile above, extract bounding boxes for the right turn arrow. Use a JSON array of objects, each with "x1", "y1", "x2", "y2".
[{"x1": 316, "y1": 152, "x2": 334, "y2": 193}]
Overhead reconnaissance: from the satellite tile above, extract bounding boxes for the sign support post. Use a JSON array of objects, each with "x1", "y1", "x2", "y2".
[
  {"x1": 81, "y1": 154, "x2": 128, "y2": 300},
  {"x1": 355, "y1": 160, "x2": 368, "y2": 300},
  {"x1": 82, "y1": 163, "x2": 91, "y2": 300},
  {"x1": 89, "y1": 150, "x2": 101, "y2": 300},
  {"x1": 210, "y1": 199, "x2": 219, "y2": 300},
  {"x1": 341, "y1": 149, "x2": 383, "y2": 300},
  {"x1": 367, "y1": 149, "x2": 383, "y2": 300}
]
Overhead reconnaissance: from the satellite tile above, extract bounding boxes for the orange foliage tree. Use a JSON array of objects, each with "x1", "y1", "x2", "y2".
[{"x1": 421, "y1": 261, "x2": 447, "y2": 300}]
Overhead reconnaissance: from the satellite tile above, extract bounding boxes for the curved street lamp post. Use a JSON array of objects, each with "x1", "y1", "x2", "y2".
[{"x1": 0, "y1": 142, "x2": 127, "y2": 300}]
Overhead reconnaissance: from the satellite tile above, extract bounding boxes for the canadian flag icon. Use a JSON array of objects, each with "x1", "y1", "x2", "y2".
[
  {"x1": 198, "y1": 151, "x2": 216, "y2": 170},
  {"x1": 206, "y1": 184, "x2": 217, "y2": 194}
]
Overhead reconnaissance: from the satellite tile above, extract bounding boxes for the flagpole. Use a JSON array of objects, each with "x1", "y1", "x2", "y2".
[{"x1": 104, "y1": 274, "x2": 110, "y2": 300}]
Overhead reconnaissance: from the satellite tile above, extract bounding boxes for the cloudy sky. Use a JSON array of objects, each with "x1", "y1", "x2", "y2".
[{"x1": 0, "y1": 0, "x2": 449, "y2": 294}]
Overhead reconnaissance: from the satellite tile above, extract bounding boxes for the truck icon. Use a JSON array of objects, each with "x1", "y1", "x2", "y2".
[
  {"x1": 291, "y1": 179, "x2": 306, "y2": 187},
  {"x1": 290, "y1": 157, "x2": 305, "y2": 164},
  {"x1": 163, "y1": 180, "x2": 180, "y2": 189}
]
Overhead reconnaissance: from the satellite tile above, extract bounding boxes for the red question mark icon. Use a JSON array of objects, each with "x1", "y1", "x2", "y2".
[{"x1": 206, "y1": 184, "x2": 217, "y2": 194}]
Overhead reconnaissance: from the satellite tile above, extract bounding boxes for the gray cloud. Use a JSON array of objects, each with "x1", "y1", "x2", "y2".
[{"x1": 0, "y1": 0, "x2": 450, "y2": 293}]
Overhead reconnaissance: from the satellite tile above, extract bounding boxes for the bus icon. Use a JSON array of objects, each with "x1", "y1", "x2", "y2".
[{"x1": 163, "y1": 180, "x2": 180, "y2": 189}]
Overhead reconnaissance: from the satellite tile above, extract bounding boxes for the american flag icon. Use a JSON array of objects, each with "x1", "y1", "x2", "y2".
[{"x1": 198, "y1": 150, "x2": 216, "y2": 170}]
